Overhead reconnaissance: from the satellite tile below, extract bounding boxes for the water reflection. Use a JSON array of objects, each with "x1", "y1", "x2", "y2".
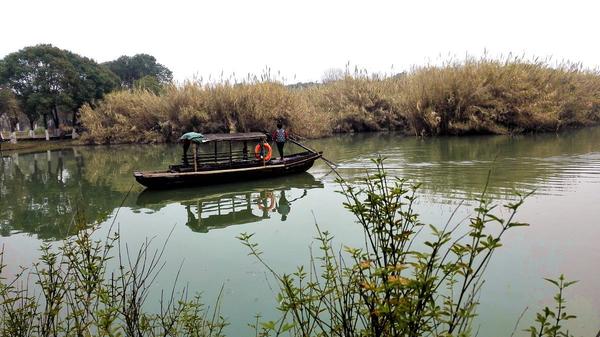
[
  {"x1": 3, "y1": 127, "x2": 600, "y2": 239},
  {"x1": 0, "y1": 149, "x2": 123, "y2": 239},
  {"x1": 134, "y1": 174, "x2": 323, "y2": 232},
  {"x1": 307, "y1": 127, "x2": 600, "y2": 200},
  {"x1": 3, "y1": 128, "x2": 600, "y2": 239}
]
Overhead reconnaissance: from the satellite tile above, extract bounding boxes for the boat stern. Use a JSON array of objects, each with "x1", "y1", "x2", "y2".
[{"x1": 133, "y1": 171, "x2": 146, "y2": 185}]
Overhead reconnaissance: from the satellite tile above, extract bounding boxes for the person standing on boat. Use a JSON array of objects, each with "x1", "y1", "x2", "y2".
[{"x1": 272, "y1": 122, "x2": 288, "y2": 160}]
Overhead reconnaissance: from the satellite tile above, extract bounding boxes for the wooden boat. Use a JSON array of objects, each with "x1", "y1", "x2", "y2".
[{"x1": 134, "y1": 132, "x2": 322, "y2": 189}]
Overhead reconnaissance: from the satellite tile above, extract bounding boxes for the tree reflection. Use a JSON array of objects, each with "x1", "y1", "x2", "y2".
[
  {"x1": 3, "y1": 127, "x2": 600, "y2": 240},
  {"x1": 0, "y1": 149, "x2": 125, "y2": 240},
  {"x1": 306, "y1": 127, "x2": 600, "y2": 200}
]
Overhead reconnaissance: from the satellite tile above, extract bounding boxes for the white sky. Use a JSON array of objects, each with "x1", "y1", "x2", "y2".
[{"x1": 1, "y1": 0, "x2": 599, "y2": 84}]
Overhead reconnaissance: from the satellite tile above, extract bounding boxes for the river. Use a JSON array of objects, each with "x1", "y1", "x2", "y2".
[{"x1": 1, "y1": 128, "x2": 599, "y2": 336}]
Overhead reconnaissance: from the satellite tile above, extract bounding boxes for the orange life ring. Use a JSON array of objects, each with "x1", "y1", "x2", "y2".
[
  {"x1": 257, "y1": 192, "x2": 275, "y2": 211},
  {"x1": 254, "y1": 143, "x2": 272, "y2": 161}
]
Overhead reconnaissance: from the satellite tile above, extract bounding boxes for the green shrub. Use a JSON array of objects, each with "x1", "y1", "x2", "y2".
[
  {"x1": 0, "y1": 162, "x2": 581, "y2": 337},
  {"x1": 239, "y1": 158, "x2": 578, "y2": 337},
  {"x1": 0, "y1": 218, "x2": 227, "y2": 337},
  {"x1": 527, "y1": 275, "x2": 578, "y2": 337}
]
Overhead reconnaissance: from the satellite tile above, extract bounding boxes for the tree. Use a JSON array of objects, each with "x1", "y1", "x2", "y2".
[
  {"x1": 134, "y1": 75, "x2": 163, "y2": 94},
  {"x1": 0, "y1": 85, "x2": 20, "y2": 131},
  {"x1": 0, "y1": 46, "x2": 68, "y2": 129},
  {"x1": 63, "y1": 51, "x2": 121, "y2": 127},
  {"x1": 103, "y1": 54, "x2": 173, "y2": 88},
  {"x1": 0, "y1": 44, "x2": 119, "y2": 130}
]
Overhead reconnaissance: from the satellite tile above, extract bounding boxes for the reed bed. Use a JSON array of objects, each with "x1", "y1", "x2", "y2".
[
  {"x1": 399, "y1": 57, "x2": 600, "y2": 135},
  {"x1": 80, "y1": 82, "x2": 328, "y2": 143},
  {"x1": 80, "y1": 57, "x2": 600, "y2": 143}
]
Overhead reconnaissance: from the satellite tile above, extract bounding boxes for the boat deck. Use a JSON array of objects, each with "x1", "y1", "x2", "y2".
[
  {"x1": 134, "y1": 151, "x2": 322, "y2": 189},
  {"x1": 169, "y1": 151, "x2": 312, "y2": 173}
]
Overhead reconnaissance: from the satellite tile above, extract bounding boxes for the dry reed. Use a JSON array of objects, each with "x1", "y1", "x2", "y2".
[{"x1": 80, "y1": 57, "x2": 600, "y2": 143}]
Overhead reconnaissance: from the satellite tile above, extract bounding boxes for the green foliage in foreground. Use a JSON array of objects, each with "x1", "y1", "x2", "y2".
[
  {"x1": 0, "y1": 161, "x2": 579, "y2": 336},
  {"x1": 0, "y1": 223, "x2": 227, "y2": 337},
  {"x1": 526, "y1": 275, "x2": 578, "y2": 337},
  {"x1": 239, "y1": 158, "x2": 577, "y2": 337}
]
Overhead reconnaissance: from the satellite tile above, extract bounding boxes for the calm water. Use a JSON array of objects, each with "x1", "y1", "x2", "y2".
[{"x1": 1, "y1": 129, "x2": 600, "y2": 336}]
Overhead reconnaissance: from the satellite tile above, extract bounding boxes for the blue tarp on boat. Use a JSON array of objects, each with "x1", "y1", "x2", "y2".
[{"x1": 179, "y1": 132, "x2": 205, "y2": 143}]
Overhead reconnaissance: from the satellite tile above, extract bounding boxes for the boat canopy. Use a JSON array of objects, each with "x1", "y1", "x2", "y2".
[
  {"x1": 180, "y1": 132, "x2": 267, "y2": 144},
  {"x1": 179, "y1": 132, "x2": 205, "y2": 143}
]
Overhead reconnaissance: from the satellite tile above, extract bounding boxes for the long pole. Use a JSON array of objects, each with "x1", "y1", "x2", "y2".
[{"x1": 288, "y1": 138, "x2": 338, "y2": 168}]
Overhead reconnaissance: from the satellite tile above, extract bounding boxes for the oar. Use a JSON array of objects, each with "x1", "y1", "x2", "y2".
[{"x1": 289, "y1": 137, "x2": 338, "y2": 168}]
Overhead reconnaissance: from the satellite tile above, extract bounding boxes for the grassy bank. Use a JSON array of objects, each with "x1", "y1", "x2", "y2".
[{"x1": 80, "y1": 58, "x2": 600, "y2": 143}]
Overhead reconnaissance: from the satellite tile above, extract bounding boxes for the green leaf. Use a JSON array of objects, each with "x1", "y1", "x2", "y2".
[
  {"x1": 564, "y1": 280, "x2": 579, "y2": 287},
  {"x1": 544, "y1": 278, "x2": 559, "y2": 287}
]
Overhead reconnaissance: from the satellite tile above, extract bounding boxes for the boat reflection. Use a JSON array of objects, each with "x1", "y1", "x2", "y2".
[{"x1": 135, "y1": 173, "x2": 323, "y2": 233}]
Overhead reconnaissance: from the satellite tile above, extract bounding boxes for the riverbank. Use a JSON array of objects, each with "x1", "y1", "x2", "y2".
[
  {"x1": 0, "y1": 139, "x2": 79, "y2": 154},
  {"x1": 79, "y1": 57, "x2": 600, "y2": 144}
]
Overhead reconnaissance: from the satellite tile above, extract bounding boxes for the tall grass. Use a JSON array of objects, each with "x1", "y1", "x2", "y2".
[
  {"x1": 399, "y1": 57, "x2": 600, "y2": 135},
  {"x1": 80, "y1": 57, "x2": 600, "y2": 143},
  {"x1": 80, "y1": 82, "x2": 328, "y2": 143}
]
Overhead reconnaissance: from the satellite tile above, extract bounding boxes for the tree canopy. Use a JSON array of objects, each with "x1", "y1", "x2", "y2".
[
  {"x1": 0, "y1": 85, "x2": 21, "y2": 131},
  {"x1": 134, "y1": 75, "x2": 163, "y2": 94},
  {"x1": 0, "y1": 44, "x2": 119, "y2": 129},
  {"x1": 103, "y1": 54, "x2": 173, "y2": 88}
]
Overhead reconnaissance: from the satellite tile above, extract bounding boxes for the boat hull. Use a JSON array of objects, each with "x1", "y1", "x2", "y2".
[{"x1": 134, "y1": 152, "x2": 321, "y2": 189}]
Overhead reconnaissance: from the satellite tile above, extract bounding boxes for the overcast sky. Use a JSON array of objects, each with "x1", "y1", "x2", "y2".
[{"x1": 2, "y1": 0, "x2": 599, "y2": 83}]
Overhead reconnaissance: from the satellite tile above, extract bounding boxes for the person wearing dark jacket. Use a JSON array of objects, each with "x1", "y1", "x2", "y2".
[{"x1": 272, "y1": 123, "x2": 288, "y2": 160}]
